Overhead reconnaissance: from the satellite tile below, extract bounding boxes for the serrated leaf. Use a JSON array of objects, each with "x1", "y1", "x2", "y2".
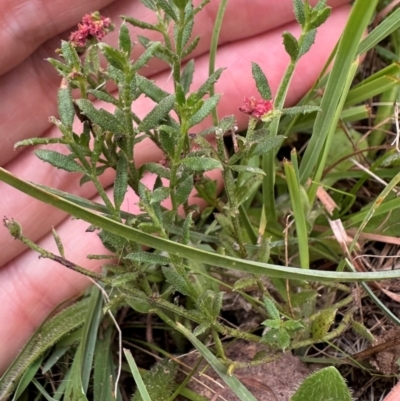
[
  {"x1": 138, "y1": 0, "x2": 156, "y2": 11},
  {"x1": 181, "y1": 212, "x2": 193, "y2": 245},
  {"x1": 308, "y1": 7, "x2": 331, "y2": 30},
  {"x1": 150, "y1": 186, "x2": 170, "y2": 204},
  {"x1": 119, "y1": 21, "x2": 132, "y2": 55},
  {"x1": 131, "y1": 359, "x2": 177, "y2": 401},
  {"x1": 87, "y1": 89, "x2": 118, "y2": 106},
  {"x1": 282, "y1": 105, "x2": 321, "y2": 115},
  {"x1": 125, "y1": 252, "x2": 170, "y2": 265},
  {"x1": 35, "y1": 149, "x2": 85, "y2": 173},
  {"x1": 181, "y1": 59, "x2": 195, "y2": 94},
  {"x1": 262, "y1": 327, "x2": 290, "y2": 351},
  {"x1": 175, "y1": 175, "x2": 193, "y2": 205},
  {"x1": 290, "y1": 367, "x2": 352, "y2": 401},
  {"x1": 229, "y1": 165, "x2": 266, "y2": 175},
  {"x1": 282, "y1": 320, "x2": 303, "y2": 332},
  {"x1": 140, "y1": 162, "x2": 171, "y2": 179},
  {"x1": 262, "y1": 319, "x2": 280, "y2": 329},
  {"x1": 111, "y1": 272, "x2": 139, "y2": 287},
  {"x1": 251, "y1": 62, "x2": 271, "y2": 100},
  {"x1": 114, "y1": 152, "x2": 128, "y2": 211},
  {"x1": 293, "y1": 0, "x2": 306, "y2": 26},
  {"x1": 100, "y1": 44, "x2": 127, "y2": 71},
  {"x1": 251, "y1": 135, "x2": 285, "y2": 157},
  {"x1": 0, "y1": 298, "x2": 90, "y2": 400},
  {"x1": 235, "y1": 175, "x2": 263, "y2": 206},
  {"x1": 156, "y1": 0, "x2": 178, "y2": 21},
  {"x1": 138, "y1": 94, "x2": 175, "y2": 132},
  {"x1": 233, "y1": 276, "x2": 258, "y2": 291},
  {"x1": 133, "y1": 41, "x2": 161, "y2": 71},
  {"x1": 212, "y1": 291, "x2": 224, "y2": 320},
  {"x1": 58, "y1": 87, "x2": 75, "y2": 127},
  {"x1": 298, "y1": 29, "x2": 316, "y2": 58},
  {"x1": 14, "y1": 137, "x2": 68, "y2": 149},
  {"x1": 196, "y1": 68, "x2": 225, "y2": 99},
  {"x1": 263, "y1": 297, "x2": 280, "y2": 320},
  {"x1": 75, "y1": 99, "x2": 124, "y2": 132},
  {"x1": 162, "y1": 266, "x2": 196, "y2": 297},
  {"x1": 180, "y1": 157, "x2": 222, "y2": 171},
  {"x1": 283, "y1": 31, "x2": 299, "y2": 61},
  {"x1": 188, "y1": 95, "x2": 220, "y2": 127},
  {"x1": 136, "y1": 75, "x2": 170, "y2": 102},
  {"x1": 311, "y1": 308, "x2": 337, "y2": 339},
  {"x1": 61, "y1": 40, "x2": 80, "y2": 68},
  {"x1": 193, "y1": 323, "x2": 210, "y2": 337}
]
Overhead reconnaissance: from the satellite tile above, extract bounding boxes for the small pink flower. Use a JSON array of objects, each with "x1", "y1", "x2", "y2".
[
  {"x1": 69, "y1": 12, "x2": 113, "y2": 49},
  {"x1": 239, "y1": 97, "x2": 274, "y2": 119}
]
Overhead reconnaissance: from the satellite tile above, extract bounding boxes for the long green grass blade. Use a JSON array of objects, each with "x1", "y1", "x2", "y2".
[
  {"x1": 299, "y1": 0, "x2": 379, "y2": 183},
  {"x1": 176, "y1": 323, "x2": 258, "y2": 401},
  {"x1": 123, "y1": 349, "x2": 152, "y2": 401},
  {"x1": 3, "y1": 167, "x2": 400, "y2": 281}
]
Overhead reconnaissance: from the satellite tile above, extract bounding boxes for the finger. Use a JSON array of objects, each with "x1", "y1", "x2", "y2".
[
  {"x1": 0, "y1": 0, "x2": 349, "y2": 165},
  {"x1": 0, "y1": 0, "x2": 349, "y2": 75},
  {"x1": 0, "y1": 0, "x2": 117, "y2": 76},
  {"x1": 0, "y1": 5, "x2": 351, "y2": 265},
  {"x1": 0, "y1": 167, "x2": 222, "y2": 373}
]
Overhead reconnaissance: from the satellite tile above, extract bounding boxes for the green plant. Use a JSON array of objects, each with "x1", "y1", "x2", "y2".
[{"x1": 2, "y1": 0, "x2": 400, "y2": 399}]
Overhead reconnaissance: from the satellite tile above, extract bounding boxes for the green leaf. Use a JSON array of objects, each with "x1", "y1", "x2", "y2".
[
  {"x1": 156, "y1": 0, "x2": 177, "y2": 21},
  {"x1": 138, "y1": 0, "x2": 156, "y2": 11},
  {"x1": 125, "y1": 252, "x2": 170, "y2": 265},
  {"x1": 229, "y1": 165, "x2": 265, "y2": 175},
  {"x1": 233, "y1": 276, "x2": 258, "y2": 291},
  {"x1": 308, "y1": 7, "x2": 331, "y2": 30},
  {"x1": 0, "y1": 298, "x2": 90, "y2": 400},
  {"x1": 138, "y1": 94, "x2": 175, "y2": 132},
  {"x1": 181, "y1": 59, "x2": 195, "y2": 94},
  {"x1": 181, "y1": 212, "x2": 193, "y2": 245},
  {"x1": 196, "y1": 68, "x2": 225, "y2": 99},
  {"x1": 75, "y1": 99, "x2": 124, "y2": 132},
  {"x1": 173, "y1": 0, "x2": 189, "y2": 9},
  {"x1": 235, "y1": 175, "x2": 263, "y2": 206},
  {"x1": 14, "y1": 137, "x2": 68, "y2": 149},
  {"x1": 250, "y1": 134, "x2": 285, "y2": 157},
  {"x1": 119, "y1": 21, "x2": 132, "y2": 55},
  {"x1": 133, "y1": 41, "x2": 161, "y2": 71},
  {"x1": 263, "y1": 297, "x2": 280, "y2": 320},
  {"x1": 175, "y1": 175, "x2": 193, "y2": 205},
  {"x1": 281, "y1": 105, "x2": 320, "y2": 115},
  {"x1": 162, "y1": 266, "x2": 196, "y2": 297},
  {"x1": 87, "y1": 89, "x2": 119, "y2": 106},
  {"x1": 60, "y1": 40, "x2": 80, "y2": 68},
  {"x1": 140, "y1": 162, "x2": 171, "y2": 179},
  {"x1": 93, "y1": 325, "x2": 115, "y2": 401},
  {"x1": 311, "y1": 308, "x2": 337, "y2": 339},
  {"x1": 58, "y1": 87, "x2": 75, "y2": 127},
  {"x1": 282, "y1": 31, "x2": 299, "y2": 61},
  {"x1": 136, "y1": 75, "x2": 170, "y2": 103},
  {"x1": 298, "y1": 29, "x2": 316, "y2": 58},
  {"x1": 179, "y1": 157, "x2": 222, "y2": 171},
  {"x1": 114, "y1": 151, "x2": 128, "y2": 211},
  {"x1": 290, "y1": 367, "x2": 353, "y2": 401},
  {"x1": 262, "y1": 327, "x2": 290, "y2": 351},
  {"x1": 293, "y1": 0, "x2": 306, "y2": 26},
  {"x1": 130, "y1": 358, "x2": 177, "y2": 401},
  {"x1": 125, "y1": 349, "x2": 152, "y2": 401},
  {"x1": 193, "y1": 323, "x2": 210, "y2": 337},
  {"x1": 100, "y1": 44, "x2": 127, "y2": 71},
  {"x1": 149, "y1": 186, "x2": 168, "y2": 204},
  {"x1": 251, "y1": 62, "x2": 271, "y2": 100},
  {"x1": 187, "y1": 95, "x2": 220, "y2": 127},
  {"x1": 35, "y1": 149, "x2": 85, "y2": 173}
]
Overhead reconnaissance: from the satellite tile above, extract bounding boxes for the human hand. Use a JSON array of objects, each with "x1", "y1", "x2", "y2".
[{"x1": 0, "y1": 0, "x2": 351, "y2": 373}]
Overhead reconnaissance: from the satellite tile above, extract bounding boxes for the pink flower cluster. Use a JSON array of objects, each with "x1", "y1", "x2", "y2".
[
  {"x1": 69, "y1": 13, "x2": 113, "y2": 48},
  {"x1": 239, "y1": 97, "x2": 274, "y2": 119}
]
